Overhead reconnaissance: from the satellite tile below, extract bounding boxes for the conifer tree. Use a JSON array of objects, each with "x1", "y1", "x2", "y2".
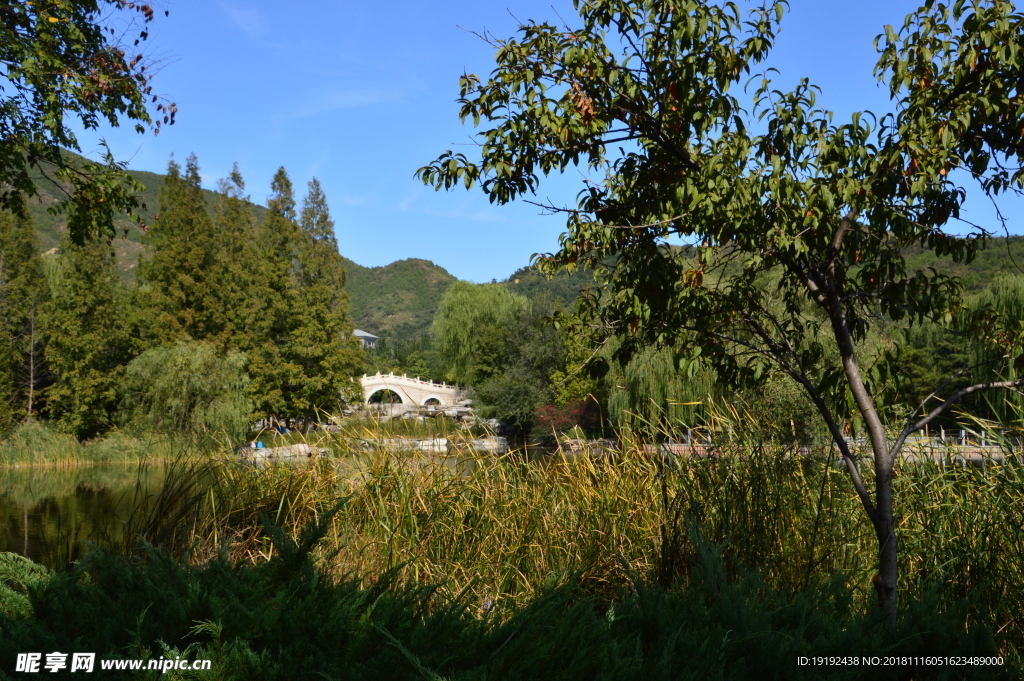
[
  {"x1": 0, "y1": 210, "x2": 48, "y2": 429},
  {"x1": 211, "y1": 164, "x2": 269, "y2": 354},
  {"x1": 289, "y1": 178, "x2": 364, "y2": 417},
  {"x1": 138, "y1": 154, "x2": 225, "y2": 344},
  {"x1": 43, "y1": 239, "x2": 129, "y2": 439},
  {"x1": 247, "y1": 167, "x2": 303, "y2": 418}
]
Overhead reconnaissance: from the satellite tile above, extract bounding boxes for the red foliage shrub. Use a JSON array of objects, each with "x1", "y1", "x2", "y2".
[{"x1": 534, "y1": 398, "x2": 603, "y2": 435}]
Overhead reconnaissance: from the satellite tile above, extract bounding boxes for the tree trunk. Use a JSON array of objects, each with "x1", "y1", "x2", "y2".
[
  {"x1": 873, "y1": 468, "x2": 898, "y2": 625},
  {"x1": 26, "y1": 316, "x2": 37, "y2": 418},
  {"x1": 825, "y1": 288, "x2": 900, "y2": 626}
]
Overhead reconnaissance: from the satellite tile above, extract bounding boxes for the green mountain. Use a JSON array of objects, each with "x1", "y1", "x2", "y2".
[
  {"x1": 342, "y1": 258, "x2": 597, "y2": 341},
  {"x1": 22, "y1": 157, "x2": 457, "y2": 339},
  {"x1": 341, "y1": 256, "x2": 458, "y2": 339},
  {"x1": 903, "y1": 235, "x2": 1024, "y2": 293},
  {"x1": 504, "y1": 262, "x2": 596, "y2": 310}
]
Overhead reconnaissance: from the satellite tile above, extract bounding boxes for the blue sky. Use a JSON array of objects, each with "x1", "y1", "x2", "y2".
[{"x1": 79, "y1": 0, "x2": 1022, "y2": 282}]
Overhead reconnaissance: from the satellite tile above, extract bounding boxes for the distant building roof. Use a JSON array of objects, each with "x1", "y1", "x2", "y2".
[{"x1": 353, "y1": 329, "x2": 379, "y2": 340}]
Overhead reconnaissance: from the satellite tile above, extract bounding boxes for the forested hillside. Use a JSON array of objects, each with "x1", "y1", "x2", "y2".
[
  {"x1": 25, "y1": 159, "x2": 267, "y2": 280},
  {"x1": 504, "y1": 263, "x2": 595, "y2": 309},
  {"x1": 904, "y1": 236, "x2": 1024, "y2": 292},
  {"x1": 340, "y1": 257, "x2": 457, "y2": 339},
  {"x1": 23, "y1": 155, "x2": 1024, "y2": 345},
  {"x1": 24, "y1": 157, "x2": 457, "y2": 336}
]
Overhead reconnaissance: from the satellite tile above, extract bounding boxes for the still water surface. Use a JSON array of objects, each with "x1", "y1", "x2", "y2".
[{"x1": 0, "y1": 464, "x2": 168, "y2": 567}]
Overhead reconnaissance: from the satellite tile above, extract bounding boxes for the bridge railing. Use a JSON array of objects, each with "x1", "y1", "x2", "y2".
[{"x1": 362, "y1": 372, "x2": 465, "y2": 391}]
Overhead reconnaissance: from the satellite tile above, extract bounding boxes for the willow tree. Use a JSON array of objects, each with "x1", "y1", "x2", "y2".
[
  {"x1": 602, "y1": 341, "x2": 719, "y2": 434},
  {"x1": 419, "y1": 0, "x2": 1024, "y2": 620},
  {"x1": 431, "y1": 281, "x2": 531, "y2": 385}
]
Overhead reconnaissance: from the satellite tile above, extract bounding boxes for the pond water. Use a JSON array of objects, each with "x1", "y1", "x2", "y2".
[
  {"x1": 0, "y1": 464, "x2": 169, "y2": 567},
  {"x1": 0, "y1": 441, "x2": 539, "y2": 569}
]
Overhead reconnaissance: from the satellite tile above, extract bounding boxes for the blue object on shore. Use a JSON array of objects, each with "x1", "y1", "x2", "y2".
[{"x1": 257, "y1": 441, "x2": 264, "y2": 449}]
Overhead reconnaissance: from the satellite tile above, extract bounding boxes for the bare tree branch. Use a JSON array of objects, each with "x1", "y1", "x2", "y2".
[{"x1": 891, "y1": 376, "x2": 1024, "y2": 456}]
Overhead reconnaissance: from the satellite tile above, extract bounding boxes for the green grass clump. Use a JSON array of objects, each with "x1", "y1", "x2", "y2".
[{"x1": 0, "y1": 421, "x2": 202, "y2": 467}]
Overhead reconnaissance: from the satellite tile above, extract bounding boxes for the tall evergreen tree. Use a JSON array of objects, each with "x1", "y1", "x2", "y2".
[
  {"x1": 212, "y1": 164, "x2": 269, "y2": 354},
  {"x1": 138, "y1": 154, "x2": 224, "y2": 344},
  {"x1": 289, "y1": 178, "x2": 364, "y2": 416},
  {"x1": 247, "y1": 167, "x2": 303, "y2": 418},
  {"x1": 43, "y1": 239, "x2": 129, "y2": 439},
  {"x1": 0, "y1": 210, "x2": 48, "y2": 429}
]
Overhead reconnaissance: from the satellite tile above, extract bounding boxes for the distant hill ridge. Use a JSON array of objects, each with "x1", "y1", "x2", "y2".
[
  {"x1": 340, "y1": 256, "x2": 458, "y2": 339},
  {"x1": 25, "y1": 156, "x2": 1024, "y2": 341}
]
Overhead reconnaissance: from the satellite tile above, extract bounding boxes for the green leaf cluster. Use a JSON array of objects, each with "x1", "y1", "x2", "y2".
[{"x1": 0, "y1": 0, "x2": 168, "y2": 243}]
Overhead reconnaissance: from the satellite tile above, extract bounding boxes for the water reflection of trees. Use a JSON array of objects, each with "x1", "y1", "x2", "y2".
[{"x1": 0, "y1": 465, "x2": 167, "y2": 567}]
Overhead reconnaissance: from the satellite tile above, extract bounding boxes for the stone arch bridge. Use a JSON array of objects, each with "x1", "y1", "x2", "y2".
[{"x1": 360, "y1": 372, "x2": 468, "y2": 407}]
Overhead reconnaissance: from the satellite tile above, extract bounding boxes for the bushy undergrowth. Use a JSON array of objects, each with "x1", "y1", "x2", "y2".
[
  {"x1": 325, "y1": 414, "x2": 480, "y2": 440},
  {"x1": 0, "y1": 522, "x2": 1011, "y2": 680}
]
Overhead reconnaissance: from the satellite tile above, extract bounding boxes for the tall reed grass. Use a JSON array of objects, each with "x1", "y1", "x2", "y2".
[
  {"x1": 4, "y1": 413, "x2": 1023, "y2": 676},
  {"x1": 101, "y1": 421, "x2": 1021, "y2": 661}
]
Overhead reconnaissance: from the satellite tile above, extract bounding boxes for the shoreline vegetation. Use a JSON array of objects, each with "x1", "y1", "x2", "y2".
[
  {"x1": 4, "y1": 411, "x2": 1020, "y2": 467},
  {"x1": 2, "y1": 419, "x2": 1023, "y2": 677},
  {"x1": 0, "y1": 421, "x2": 187, "y2": 468},
  {"x1": 0, "y1": 413, "x2": 492, "y2": 468}
]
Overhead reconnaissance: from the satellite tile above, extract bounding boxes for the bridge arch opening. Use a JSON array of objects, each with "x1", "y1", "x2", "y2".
[
  {"x1": 368, "y1": 389, "x2": 404, "y2": 404},
  {"x1": 423, "y1": 397, "x2": 442, "y2": 407}
]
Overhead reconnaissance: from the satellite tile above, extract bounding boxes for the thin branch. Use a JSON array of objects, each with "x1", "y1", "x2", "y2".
[
  {"x1": 892, "y1": 376, "x2": 1024, "y2": 456},
  {"x1": 590, "y1": 214, "x2": 688, "y2": 230},
  {"x1": 826, "y1": 208, "x2": 859, "y2": 280}
]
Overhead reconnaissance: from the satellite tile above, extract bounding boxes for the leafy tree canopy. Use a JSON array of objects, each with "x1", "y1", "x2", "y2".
[
  {"x1": 0, "y1": 0, "x2": 171, "y2": 243},
  {"x1": 432, "y1": 281, "x2": 531, "y2": 385},
  {"x1": 420, "y1": 0, "x2": 1024, "y2": 619},
  {"x1": 122, "y1": 341, "x2": 253, "y2": 439}
]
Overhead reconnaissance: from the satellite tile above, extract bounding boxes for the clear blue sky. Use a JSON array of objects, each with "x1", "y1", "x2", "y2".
[{"x1": 79, "y1": 0, "x2": 1022, "y2": 282}]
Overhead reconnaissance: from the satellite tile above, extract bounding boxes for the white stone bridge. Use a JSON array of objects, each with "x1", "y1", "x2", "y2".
[{"x1": 360, "y1": 372, "x2": 468, "y2": 407}]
